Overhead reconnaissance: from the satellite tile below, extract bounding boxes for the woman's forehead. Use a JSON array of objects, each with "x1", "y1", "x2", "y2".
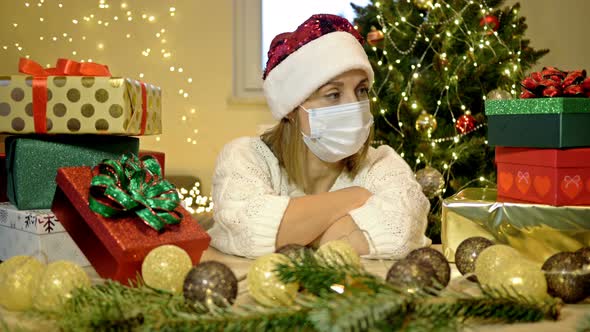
[
  {"x1": 318, "y1": 70, "x2": 369, "y2": 90},
  {"x1": 330, "y1": 69, "x2": 369, "y2": 82}
]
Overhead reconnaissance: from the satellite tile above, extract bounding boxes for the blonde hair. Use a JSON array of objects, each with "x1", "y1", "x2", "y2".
[{"x1": 261, "y1": 113, "x2": 373, "y2": 194}]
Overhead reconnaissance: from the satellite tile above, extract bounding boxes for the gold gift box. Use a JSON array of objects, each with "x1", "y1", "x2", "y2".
[
  {"x1": 0, "y1": 75, "x2": 161, "y2": 135},
  {"x1": 442, "y1": 188, "x2": 590, "y2": 263}
]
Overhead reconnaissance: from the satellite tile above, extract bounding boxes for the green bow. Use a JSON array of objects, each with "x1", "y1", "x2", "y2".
[{"x1": 89, "y1": 153, "x2": 181, "y2": 232}]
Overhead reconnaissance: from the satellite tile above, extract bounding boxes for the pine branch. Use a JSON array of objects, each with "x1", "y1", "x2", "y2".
[
  {"x1": 0, "y1": 315, "x2": 9, "y2": 332},
  {"x1": 578, "y1": 314, "x2": 590, "y2": 332},
  {"x1": 41, "y1": 280, "x2": 314, "y2": 332},
  {"x1": 398, "y1": 316, "x2": 462, "y2": 332},
  {"x1": 275, "y1": 249, "x2": 389, "y2": 296},
  {"x1": 150, "y1": 304, "x2": 312, "y2": 332},
  {"x1": 414, "y1": 292, "x2": 560, "y2": 324},
  {"x1": 28, "y1": 252, "x2": 562, "y2": 331},
  {"x1": 275, "y1": 250, "x2": 561, "y2": 330},
  {"x1": 306, "y1": 289, "x2": 410, "y2": 332}
]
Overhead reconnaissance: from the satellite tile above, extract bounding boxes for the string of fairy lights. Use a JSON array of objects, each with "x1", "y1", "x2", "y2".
[
  {"x1": 1, "y1": 0, "x2": 201, "y2": 146},
  {"x1": 178, "y1": 180, "x2": 214, "y2": 215},
  {"x1": 362, "y1": 0, "x2": 525, "y2": 195},
  {"x1": 1, "y1": 0, "x2": 212, "y2": 213}
]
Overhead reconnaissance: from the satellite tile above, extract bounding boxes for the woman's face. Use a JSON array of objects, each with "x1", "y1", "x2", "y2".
[{"x1": 294, "y1": 69, "x2": 369, "y2": 136}]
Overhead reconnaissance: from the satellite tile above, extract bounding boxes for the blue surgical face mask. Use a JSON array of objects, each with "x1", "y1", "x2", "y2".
[{"x1": 299, "y1": 99, "x2": 373, "y2": 163}]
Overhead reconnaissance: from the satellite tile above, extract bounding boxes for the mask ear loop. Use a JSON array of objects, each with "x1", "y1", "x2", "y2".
[{"x1": 297, "y1": 104, "x2": 318, "y2": 139}]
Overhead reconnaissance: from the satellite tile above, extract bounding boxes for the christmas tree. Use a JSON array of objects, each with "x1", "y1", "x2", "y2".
[{"x1": 352, "y1": 0, "x2": 548, "y2": 240}]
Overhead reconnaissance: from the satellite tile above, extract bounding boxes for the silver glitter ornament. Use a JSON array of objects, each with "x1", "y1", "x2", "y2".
[{"x1": 415, "y1": 167, "x2": 445, "y2": 198}]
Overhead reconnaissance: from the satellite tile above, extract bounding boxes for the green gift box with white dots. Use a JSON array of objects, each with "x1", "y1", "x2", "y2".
[{"x1": 0, "y1": 75, "x2": 162, "y2": 135}]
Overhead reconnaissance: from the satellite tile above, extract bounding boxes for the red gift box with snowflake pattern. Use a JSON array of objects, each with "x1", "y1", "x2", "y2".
[{"x1": 496, "y1": 147, "x2": 590, "y2": 206}]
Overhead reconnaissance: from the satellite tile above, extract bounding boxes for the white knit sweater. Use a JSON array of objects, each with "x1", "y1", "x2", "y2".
[{"x1": 208, "y1": 137, "x2": 431, "y2": 259}]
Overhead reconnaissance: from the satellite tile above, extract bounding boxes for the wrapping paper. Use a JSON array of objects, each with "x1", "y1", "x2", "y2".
[
  {"x1": 51, "y1": 166, "x2": 211, "y2": 285},
  {"x1": 0, "y1": 73, "x2": 161, "y2": 135},
  {"x1": 485, "y1": 98, "x2": 590, "y2": 115},
  {"x1": 496, "y1": 146, "x2": 590, "y2": 206},
  {"x1": 485, "y1": 98, "x2": 590, "y2": 148},
  {"x1": 6, "y1": 135, "x2": 139, "y2": 210},
  {"x1": 441, "y1": 188, "x2": 590, "y2": 263},
  {"x1": 0, "y1": 202, "x2": 89, "y2": 266}
]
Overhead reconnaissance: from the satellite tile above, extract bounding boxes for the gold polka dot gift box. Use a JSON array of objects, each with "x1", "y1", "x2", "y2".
[{"x1": 0, "y1": 58, "x2": 161, "y2": 135}]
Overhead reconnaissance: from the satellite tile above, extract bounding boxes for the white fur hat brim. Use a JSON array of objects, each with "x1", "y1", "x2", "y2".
[{"x1": 263, "y1": 31, "x2": 374, "y2": 121}]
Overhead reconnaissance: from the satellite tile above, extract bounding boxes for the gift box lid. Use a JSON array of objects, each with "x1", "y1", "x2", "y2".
[
  {"x1": 54, "y1": 166, "x2": 210, "y2": 262},
  {"x1": 485, "y1": 98, "x2": 590, "y2": 116},
  {"x1": 495, "y1": 146, "x2": 590, "y2": 168}
]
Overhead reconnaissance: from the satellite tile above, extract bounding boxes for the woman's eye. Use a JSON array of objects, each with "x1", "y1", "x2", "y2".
[
  {"x1": 357, "y1": 87, "x2": 369, "y2": 96},
  {"x1": 325, "y1": 92, "x2": 340, "y2": 100}
]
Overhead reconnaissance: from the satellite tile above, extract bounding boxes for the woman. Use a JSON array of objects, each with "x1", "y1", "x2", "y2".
[{"x1": 209, "y1": 14, "x2": 430, "y2": 258}]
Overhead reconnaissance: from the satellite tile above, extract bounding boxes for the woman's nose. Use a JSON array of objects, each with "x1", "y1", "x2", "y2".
[{"x1": 342, "y1": 90, "x2": 360, "y2": 104}]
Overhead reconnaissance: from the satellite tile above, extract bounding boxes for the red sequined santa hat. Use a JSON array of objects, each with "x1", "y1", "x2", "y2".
[{"x1": 263, "y1": 14, "x2": 374, "y2": 120}]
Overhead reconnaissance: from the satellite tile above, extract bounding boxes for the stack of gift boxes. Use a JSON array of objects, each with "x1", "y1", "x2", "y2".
[
  {"x1": 0, "y1": 58, "x2": 209, "y2": 284},
  {"x1": 442, "y1": 67, "x2": 590, "y2": 263}
]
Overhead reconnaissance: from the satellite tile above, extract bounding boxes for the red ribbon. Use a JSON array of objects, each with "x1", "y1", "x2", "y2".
[
  {"x1": 19, "y1": 58, "x2": 111, "y2": 134},
  {"x1": 520, "y1": 66, "x2": 590, "y2": 99}
]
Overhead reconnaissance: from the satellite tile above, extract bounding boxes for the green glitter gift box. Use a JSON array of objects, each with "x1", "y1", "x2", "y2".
[
  {"x1": 6, "y1": 135, "x2": 139, "y2": 210},
  {"x1": 485, "y1": 98, "x2": 590, "y2": 148}
]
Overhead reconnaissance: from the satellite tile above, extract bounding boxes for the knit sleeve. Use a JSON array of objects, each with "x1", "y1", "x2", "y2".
[
  {"x1": 349, "y1": 145, "x2": 431, "y2": 259},
  {"x1": 208, "y1": 137, "x2": 291, "y2": 258}
]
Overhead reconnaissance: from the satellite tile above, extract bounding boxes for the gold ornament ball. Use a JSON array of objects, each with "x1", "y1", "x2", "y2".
[
  {"x1": 316, "y1": 240, "x2": 361, "y2": 268},
  {"x1": 413, "y1": 0, "x2": 433, "y2": 10},
  {"x1": 415, "y1": 111, "x2": 437, "y2": 134},
  {"x1": 486, "y1": 89, "x2": 513, "y2": 100},
  {"x1": 34, "y1": 260, "x2": 90, "y2": 311},
  {"x1": 0, "y1": 256, "x2": 45, "y2": 311},
  {"x1": 248, "y1": 253, "x2": 299, "y2": 306},
  {"x1": 367, "y1": 26, "x2": 385, "y2": 47},
  {"x1": 486, "y1": 260, "x2": 548, "y2": 300},
  {"x1": 474, "y1": 245, "x2": 521, "y2": 285},
  {"x1": 142, "y1": 245, "x2": 193, "y2": 294},
  {"x1": 415, "y1": 167, "x2": 445, "y2": 199}
]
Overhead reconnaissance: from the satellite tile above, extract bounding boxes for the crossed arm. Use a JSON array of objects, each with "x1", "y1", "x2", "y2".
[{"x1": 275, "y1": 186, "x2": 372, "y2": 254}]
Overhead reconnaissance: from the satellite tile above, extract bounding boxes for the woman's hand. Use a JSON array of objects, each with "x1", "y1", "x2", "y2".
[
  {"x1": 317, "y1": 215, "x2": 370, "y2": 255},
  {"x1": 275, "y1": 186, "x2": 373, "y2": 248}
]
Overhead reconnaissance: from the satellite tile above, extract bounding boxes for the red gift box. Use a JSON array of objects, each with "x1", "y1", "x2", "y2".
[
  {"x1": 139, "y1": 150, "x2": 166, "y2": 177},
  {"x1": 0, "y1": 153, "x2": 6, "y2": 202},
  {"x1": 51, "y1": 166, "x2": 211, "y2": 285},
  {"x1": 496, "y1": 146, "x2": 590, "y2": 206}
]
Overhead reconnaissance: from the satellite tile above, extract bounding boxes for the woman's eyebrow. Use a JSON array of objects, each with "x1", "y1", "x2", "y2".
[{"x1": 319, "y1": 81, "x2": 345, "y2": 89}]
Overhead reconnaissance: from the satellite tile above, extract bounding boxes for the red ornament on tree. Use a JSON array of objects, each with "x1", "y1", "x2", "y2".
[
  {"x1": 479, "y1": 15, "x2": 499, "y2": 35},
  {"x1": 456, "y1": 111, "x2": 477, "y2": 134},
  {"x1": 367, "y1": 26, "x2": 384, "y2": 47}
]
